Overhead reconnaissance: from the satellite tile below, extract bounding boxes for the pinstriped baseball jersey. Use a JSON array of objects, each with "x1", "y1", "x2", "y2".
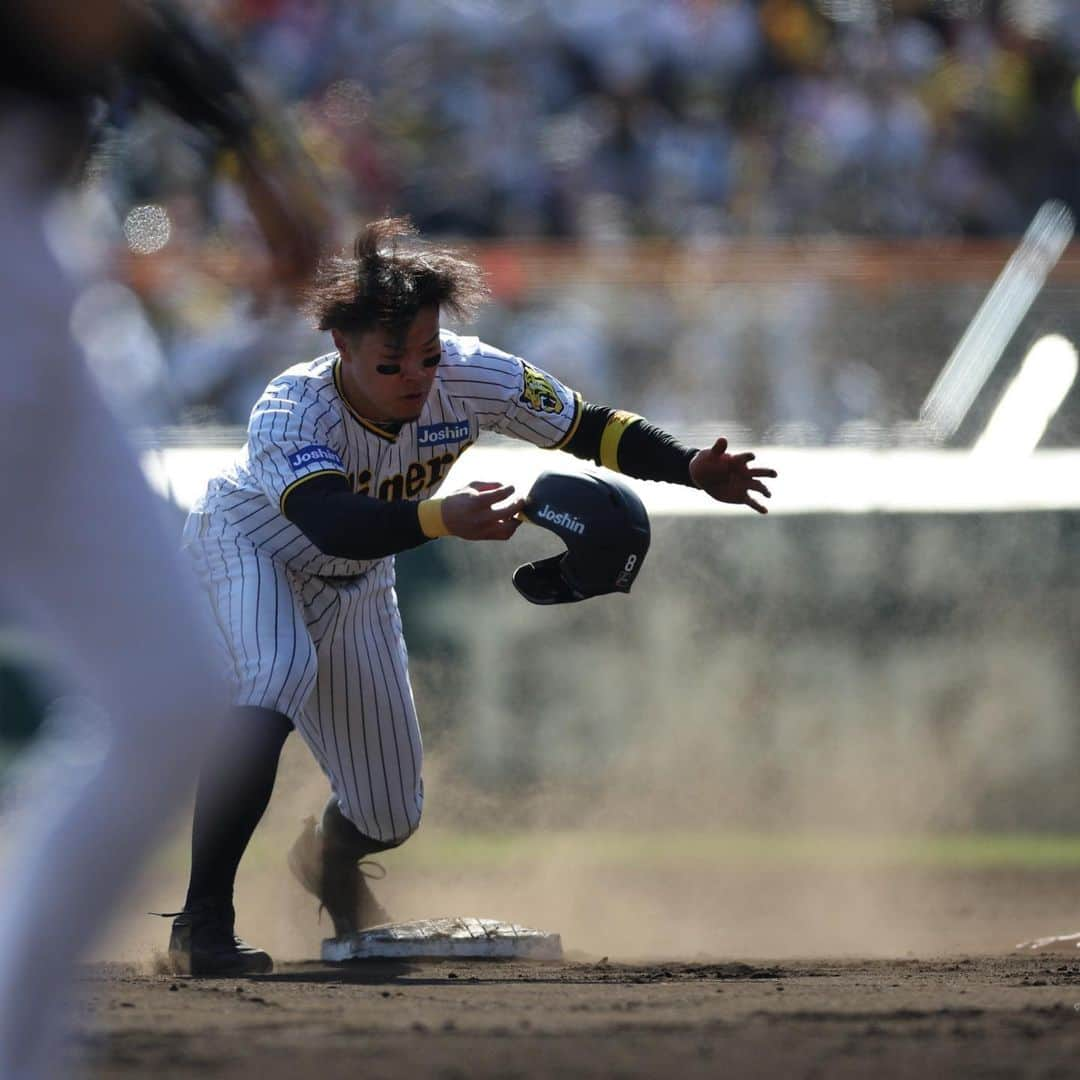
[
  {"x1": 185, "y1": 329, "x2": 581, "y2": 576},
  {"x1": 181, "y1": 329, "x2": 581, "y2": 844}
]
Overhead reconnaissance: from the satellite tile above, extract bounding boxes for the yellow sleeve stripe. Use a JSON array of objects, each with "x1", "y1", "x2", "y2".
[
  {"x1": 278, "y1": 469, "x2": 348, "y2": 514},
  {"x1": 551, "y1": 391, "x2": 584, "y2": 450},
  {"x1": 417, "y1": 498, "x2": 450, "y2": 538},
  {"x1": 599, "y1": 411, "x2": 643, "y2": 472}
]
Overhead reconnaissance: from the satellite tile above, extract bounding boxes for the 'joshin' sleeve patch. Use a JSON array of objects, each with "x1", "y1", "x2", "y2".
[{"x1": 287, "y1": 444, "x2": 345, "y2": 472}]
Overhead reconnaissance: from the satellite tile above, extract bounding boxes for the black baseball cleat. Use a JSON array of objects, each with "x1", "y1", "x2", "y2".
[
  {"x1": 167, "y1": 898, "x2": 273, "y2": 976},
  {"x1": 287, "y1": 815, "x2": 391, "y2": 938}
]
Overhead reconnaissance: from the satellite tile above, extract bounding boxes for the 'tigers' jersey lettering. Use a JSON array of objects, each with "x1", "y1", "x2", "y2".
[
  {"x1": 536, "y1": 504, "x2": 586, "y2": 535},
  {"x1": 349, "y1": 441, "x2": 474, "y2": 501}
]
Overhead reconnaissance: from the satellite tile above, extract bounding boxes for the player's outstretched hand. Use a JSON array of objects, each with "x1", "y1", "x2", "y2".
[
  {"x1": 689, "y1": 437, "x2": 777, "y2": 515},
  {"x1": 441, "y1": 482, "x2": 526, "y2": 541}
]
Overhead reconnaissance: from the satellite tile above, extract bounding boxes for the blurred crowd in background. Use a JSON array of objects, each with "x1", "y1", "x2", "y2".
[
  {"x1": 130, "y1": 0, "x2": 1080, "y2": 240},
  {"x1": 70, "y1": 0, "x2": 1080, "y2": 441}
]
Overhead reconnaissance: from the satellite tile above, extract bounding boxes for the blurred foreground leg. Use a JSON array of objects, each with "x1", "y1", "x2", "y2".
[{"x1": 0, "y1": 114, "x2": 228, "y2": 1079}]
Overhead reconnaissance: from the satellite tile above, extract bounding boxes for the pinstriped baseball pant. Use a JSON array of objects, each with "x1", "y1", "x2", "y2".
[{"x1": 185, "y1": 530, "x2": 424, "y2": 845}]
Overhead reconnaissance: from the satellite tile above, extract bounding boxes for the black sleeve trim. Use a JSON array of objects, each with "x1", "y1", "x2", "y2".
[
  {"x1": 282, "y1": 473, "x2": 430, "y2": 560},
  {"x1": 562, "y1": 402, "x2": 700, "y2": 488},
  {"x1": 550, "y1": 391, "x2": 584, "y2": 449}
]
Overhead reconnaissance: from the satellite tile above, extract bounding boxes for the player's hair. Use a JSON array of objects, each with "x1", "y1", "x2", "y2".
[{"x1": 303, "y1": 217, "x2": 489, "y2": 336}]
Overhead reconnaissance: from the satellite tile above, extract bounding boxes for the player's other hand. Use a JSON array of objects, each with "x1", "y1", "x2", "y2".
[
  {"x1": 689, "y1": 437, "x2": 777, "y2": 515},
  {"x1": 124, "y1": 1, "x2": 331, "y2": 302},
  {"x1": 441, "y1": 481, "x2": 526, "y2": 541},
  {"x1": 234, "y1": 133, "x2": 331, "y2": 303}
]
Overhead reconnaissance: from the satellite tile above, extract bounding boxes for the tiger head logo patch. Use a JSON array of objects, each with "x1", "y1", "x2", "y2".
[{"x1": 520, "y1": 364, "x2": 564, "y2": 415}]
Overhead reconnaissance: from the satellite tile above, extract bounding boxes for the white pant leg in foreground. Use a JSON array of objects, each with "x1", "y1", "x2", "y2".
[{"x1": 0, "y1": 114, "x2": 228, "y2": 1080}]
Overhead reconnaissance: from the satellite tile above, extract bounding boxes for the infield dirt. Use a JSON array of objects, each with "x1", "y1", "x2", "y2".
[
  {"x1": 63, "y1": 737, "x2": 1080, "y2": 1077},
  {"x1": 78, "y1": 948, "x2": 1080, "y2": 1079},
  {"x1": 74, "y1": 850, "x2": 1080, "y2": 1078}
]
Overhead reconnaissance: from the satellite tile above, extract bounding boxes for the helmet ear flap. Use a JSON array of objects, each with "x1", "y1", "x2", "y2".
[{"x1": 512, "y1": 555, "x2": 584, "y2": 605}]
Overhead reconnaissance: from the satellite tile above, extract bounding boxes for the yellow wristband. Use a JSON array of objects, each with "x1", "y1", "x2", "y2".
[
  {"x1": 417, "y1": 498, "x2": 450, "y2": 538},
  {"x1": 599, "y1": 411, "x2": 643, "y2": 472}
]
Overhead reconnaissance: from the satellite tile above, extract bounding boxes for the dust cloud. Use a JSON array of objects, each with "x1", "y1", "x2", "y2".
[{"x1": 99, "y1": 509, "x2": 1079, "y2": 965}]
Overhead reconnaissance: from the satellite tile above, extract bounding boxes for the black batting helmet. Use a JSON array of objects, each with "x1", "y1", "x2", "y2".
[{"x1": 512, "y1": 471, "x2": 651, "y2": 605}]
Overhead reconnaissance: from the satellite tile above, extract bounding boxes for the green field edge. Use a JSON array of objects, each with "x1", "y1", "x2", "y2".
[{"x1": 231, "y1": 829, "x2": 1080, "y2": 872}]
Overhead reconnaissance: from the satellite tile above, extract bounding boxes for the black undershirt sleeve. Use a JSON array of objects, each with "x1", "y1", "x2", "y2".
[
  {"x1": 562, "y1": 402, "x2": 700, "y2": 487},
  {"x1": 282, "y1": 473, "x2": 431, "y2": 560}
]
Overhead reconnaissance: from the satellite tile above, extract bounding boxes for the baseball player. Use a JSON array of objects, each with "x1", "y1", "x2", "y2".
[
  {"x1": 0, "y1": 3, "x2": 328, "y2": 1076},
  {"x1": 170, "y1": 216, "x2": 777, "y2": 975}
]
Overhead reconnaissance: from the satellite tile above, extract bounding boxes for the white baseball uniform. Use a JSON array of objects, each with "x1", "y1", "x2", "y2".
[
  {"x1": 0, "y1": 106, "x2": 229, "y2": 1080},
  {"x1": 184, "y1": 331, "x2": 581, "y2": 844}
]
